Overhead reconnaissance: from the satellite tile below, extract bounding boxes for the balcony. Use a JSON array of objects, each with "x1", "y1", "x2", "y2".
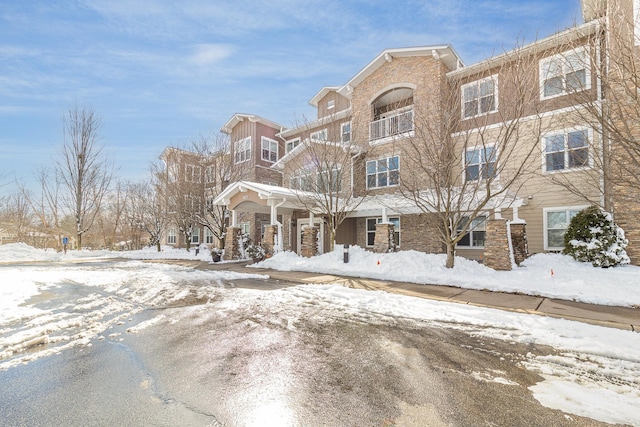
[{"x1": 369, "y1": 109, "x2": 414, "y2": 142}]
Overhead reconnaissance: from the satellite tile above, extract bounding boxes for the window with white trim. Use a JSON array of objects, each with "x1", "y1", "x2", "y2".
[
  {"x1": 544, "y1": 207, "x2": 586, "y2": 250},
  {"x1": 205, "y1": 227, "x2": 214, "y2": 244},
  {"x1": 185, "y1": 164, "x2": 201, "y2": 183},
  {"x1": 310, "y1": 129, "x2": 327, "y2": 142},
  {"x1": 167, "y1": 228, "x2": 177, "y2": 245},
  {"x1": 366, "y1": 217, "x2": 400, "y2": 247},
  {"x1": 239, "y1": 223, "x2": 250, "y2": 234},
  {"x1": 462, "y1": 75, "x2": 498, "y2": 119},
  {"x1": 366, "y1": 156, "x2": 399, "y2": 189},
  {"x1": 234, "y1": 136, "x2": 251, "y2": 164},
  {"x1": 341, "y1": 122, "x2": 351, "y2": 144},
  {"x1": 184, "y1": 195, "x2": 201, "y2": 212},
  {"x1": 456, "y1": 216, "x2": 486, "y2": 248},
  {"x1": 540, "y1": 47, "x2": 590, "y2": 99},
  {"x1": 285, "y1": 138, "x2": 300, "y2": 154},
  {"x1": 543, "y1": 128, "x2": 590, "y2": 172},
  {"x1": 191, "y1": 227, "x2": 200, "y2": 244},
  {"x1": 327, "y1": 100, "x2": 335, "y2": 110},
  {"x1": 261, "y1": 136, "x2": 278, "y2": 162},
  {"x1": 290, "y1": 167, "x2": 341, "y2": 192},
  {"x1": 465, "y1": 146, "x2": 496, "y2": 181},
  {"x1": 205, "y1": 165, "x2": 215, "y2": 184}
]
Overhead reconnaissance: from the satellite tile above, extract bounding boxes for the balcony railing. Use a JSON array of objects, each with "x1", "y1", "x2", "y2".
[{"x1": 369, "y1": 109, "x2": 414, "y2": 141}]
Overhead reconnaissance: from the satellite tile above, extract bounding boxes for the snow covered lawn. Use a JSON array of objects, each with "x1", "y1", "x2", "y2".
[{"x1": 254, "y1": 245, "x2": 640, "y2": 307}]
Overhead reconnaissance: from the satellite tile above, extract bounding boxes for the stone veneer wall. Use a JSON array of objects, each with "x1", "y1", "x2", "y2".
[
  {"x1": 373, "y1": 223, "x2": 396, "y2": 253},
  {"x1": 262, "y1": 225, "x2": 276, "y2": 257},
  {"x1": 509, "y1": 223, "x2": 528, "y2": 266},
  {"x1": 301, "y1": 226, "x2": 319, "y2": 258},
  {"x1": 223, "y1": 226, "x2": 242, "y2": 260},
  {"x1": 482, "y1": 219, "x2": 513, "y2": 271}
]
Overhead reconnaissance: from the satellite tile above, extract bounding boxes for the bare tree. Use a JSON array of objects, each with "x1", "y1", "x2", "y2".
[
  {"x1": 190, "y1": 133, "x2": 236, "y2": 249},
  {"x1": 57, "y1": 106, "x2": 112, "y2": 250},
  {"x1": 20, "y1": 167, "x2": 66, "y2": 249},
  {"x1": 398, "y1": 47, "x2": 546, "y2": 268},
  {"x1": 284, "y1": 116, "x2": 366, "y2": 251},
  {"x1": 94, "y1": 180, "x2": 128, "y2": 250},
  {"x1": 157, "y1": 147, "x2": 204, "y2": 251},
  {"x1": 123, "y1": 178, "x2": 166, "y2": 251}
]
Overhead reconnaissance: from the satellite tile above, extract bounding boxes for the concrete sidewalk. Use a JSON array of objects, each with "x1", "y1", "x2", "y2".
[{"x1": 188, "y1": 259, "x2": 640, "y2": 332}]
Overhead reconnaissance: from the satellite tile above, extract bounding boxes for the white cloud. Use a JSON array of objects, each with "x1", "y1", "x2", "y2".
[{"x1": 189, "y1": 43, "x2": 234, "y2": 66}]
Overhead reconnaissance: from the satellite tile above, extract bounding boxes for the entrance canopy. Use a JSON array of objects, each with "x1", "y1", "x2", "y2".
[{"x1": 212, "y1": 181, "x2": 316, "y2": 216}]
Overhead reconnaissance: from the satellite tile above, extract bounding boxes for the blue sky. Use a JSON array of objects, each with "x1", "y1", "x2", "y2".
[{"x1": 1, "y1": 0, "x2": 582, "y2": 192}]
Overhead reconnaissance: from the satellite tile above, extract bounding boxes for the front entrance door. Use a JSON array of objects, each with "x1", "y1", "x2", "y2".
[{"x1": 297, "y1": 219, "x2": 324, "y2": 255}]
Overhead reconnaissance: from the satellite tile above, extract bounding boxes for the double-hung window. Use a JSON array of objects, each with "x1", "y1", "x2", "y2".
[
  {"x1": 540, "y1": 47, "x2": 590, "y2": 99},
  {"x1": 234, "y1": 137, "x2": 251, "y2": 164},
  {"x1": 366, "y1": 217, "x2": 400, "y2": 247},
  {"x1": 204, "y1": 227, "x2": 214, "y2": 244},
  {"x1": 310, "y1": 129, "x2": 328, "y2": 142},
  {"x1": 167, "y1": 228, "x2": 177, "y2": 245},
  {"x1": 462, "y1": 76, "x2": 498, "y2": 119},
  {"x1": 205, "y1": 165, "x2": 215, "y2": 184},
  {"x1": 543, "y1": 128, "x2": 590, "y2": 172},
  {"x1": 366, "y1": 156, "x2": 399, "y2": 189},
  {"x1": 191, "y1": 228, "x2": 200, "y2": 244},
  {"x1": 465, "y1": 146, "x2": 496, "y2": 181},
  {"x1": 261, "y1": 137, "x2": 278, "y2": 162},
  {"x1": 341, "y1": 122, "x2": 351, "y2": 144},
  {"x1": 544, "y1": 207, "x2": 586, "y2": 250},
  {"x1": 456, "y1": 216, "x2": 486, "y2": 248},
  {"x1": 185, "y1": 164, "x2": 201, "y2": 183},
  {"x1": 285, "y1": 138, "x2": 300, "y2": 154}
]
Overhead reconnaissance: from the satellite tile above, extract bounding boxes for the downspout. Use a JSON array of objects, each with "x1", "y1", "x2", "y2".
[{"x1": 597, "y1": 19, "x2": 607, "y2": 211}]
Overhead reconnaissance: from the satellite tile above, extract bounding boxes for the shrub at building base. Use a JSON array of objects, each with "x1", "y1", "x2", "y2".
[{"x1": 563, "y1": 205, "x2": 630, "y2": 268}]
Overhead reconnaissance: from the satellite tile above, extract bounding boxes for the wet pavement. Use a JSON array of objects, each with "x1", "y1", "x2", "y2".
[{"x1": 0, "y1": 259, "x2": 636, "y2": 426}]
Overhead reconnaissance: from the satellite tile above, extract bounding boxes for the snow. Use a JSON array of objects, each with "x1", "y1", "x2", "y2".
[
  {"x1": 1, "y1": 243, "x2": 640, "y2": 425},
  {"x1": 253, "y1": 245, "x2": 640, "y2": 307}
]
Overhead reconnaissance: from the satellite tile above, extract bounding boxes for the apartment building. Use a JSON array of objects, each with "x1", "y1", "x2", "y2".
[{"x1": 208, "y1": 0, "x2": 640, "y2": 268}]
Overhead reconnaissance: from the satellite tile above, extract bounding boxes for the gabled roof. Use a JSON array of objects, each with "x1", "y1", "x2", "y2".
[
  {"x1": 337, "y1": 45, "x2": 463, "y2": 98},
  {"x1": 220, "y1": 113, "x2": 286, "y2": 135},
  {"x1": 447, "y1": 20, "x2": 599, "y2": 79},
  {"x1": 308, "y1": 86, "x2": 341, "y2": 108},
  {"x1": 212, "y1": 181, "x2": 320, "y2": 213}
]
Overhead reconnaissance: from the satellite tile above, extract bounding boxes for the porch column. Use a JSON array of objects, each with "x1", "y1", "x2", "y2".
[
  {"x1": 223, "y1": 226, "x2": 242, "y2": 260},
  {"x1": 301, "y1": 225, "x2": 319, "y2": 258},
  {"x1": 262, "y1": 225, "x2": 277, "y2": 257},
  {"x1": 230, "y1": 210, "x2": 237, "y2": 227},
  {"x1": 483, "y1": 219, "x2": 513, "y2": 271},
  {"x1": 373, "y1": 222, "x2": 396, "y2": 253}
]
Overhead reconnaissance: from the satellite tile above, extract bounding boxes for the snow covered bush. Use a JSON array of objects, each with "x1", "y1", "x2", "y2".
[{"x1": 563, "y1": 205, "x2": 629, "y2": 267}]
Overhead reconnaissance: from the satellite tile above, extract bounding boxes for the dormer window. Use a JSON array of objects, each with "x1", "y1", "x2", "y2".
[{"x1": 327, "y1": 100, "x2": 335, "y2": 110}]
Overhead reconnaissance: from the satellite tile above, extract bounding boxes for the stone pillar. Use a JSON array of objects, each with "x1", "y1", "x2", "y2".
[
  {"x1": 483, "y1": 219, "x2": 513, "y2": 271},
  {"x1": 262, "y1": 225, "x2": 277, "y2": 257},
  {"x1": 373, "y1": 223, "x2": 396, "y2": 253},
  {"x1": 613, "y1": 186, "x2": 640, "y2": 265},
  {"x1": 509, "y1": 222, "x2": 528, "y2": 266},
  {"x1": 301, "y1": 226, "x2": 318, "y2": 258},
  {"x1": 223, "y1": 226, "x2": 242, "y2": 261}
]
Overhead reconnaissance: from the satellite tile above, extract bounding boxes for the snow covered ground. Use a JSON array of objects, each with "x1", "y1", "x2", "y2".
[{"x1": 1, "y1": 243, "x2": 639, "y2": 426}]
